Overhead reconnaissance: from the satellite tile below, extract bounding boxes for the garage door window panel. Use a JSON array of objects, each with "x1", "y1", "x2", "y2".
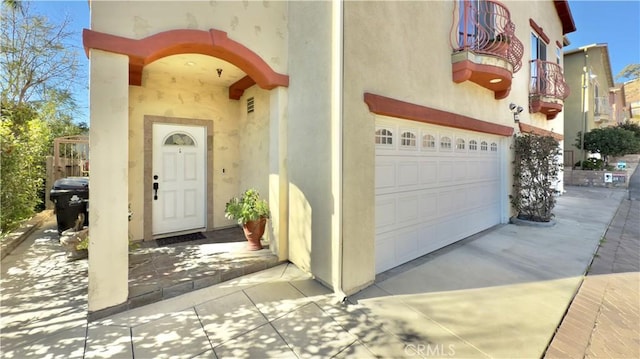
[
  {"x1": 400, "y1": 130, "x2": 417, "y2": 149},
  {"x1": 375, "y1": 128, "x2": 394, "y2": 147},
  {"x1": 422, "y1": 133, "x2": 436, "y2": 151},
  {"x1": 440, "y1": 136, "x2": 453, "y2": 151}
]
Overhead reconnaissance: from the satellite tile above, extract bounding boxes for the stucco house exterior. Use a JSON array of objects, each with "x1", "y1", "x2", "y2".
[
  {"x1": 623, "y1": 77, "x2": 640, "y2": 124},
  {"x1": 563, "y1": 44, "x2": 616, "y2": 165},
  {"x1": 83, "y1": 0, "x2": 575, "y2": 315}
]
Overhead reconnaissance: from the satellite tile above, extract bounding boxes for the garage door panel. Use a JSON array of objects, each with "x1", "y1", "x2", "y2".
[
  {"x1": 395, "y1": 227, "x2": 420, "y2": 265},
  {"x1": 375, "y1": 232, "x2": 397, "y2": 273},
  {"x1": 396, "y1": 195, "x2": 419, "y2": 225},
  {"x1": 398, "y1": 161, "x2": 419, "y2": 187},
  {"x1": 376, "y1": 120, "x2": 504, "y2": 274},
  {"x1": 454, "y1": 163, "x2": 468, "y2": 181},
  {"x1": 438, "y1": 161, "x2": 454, "y2": 183},
  {"x1": 437, "y1": 189, "x2": 459, "y2": 217},
  {"x1": 375, "y1": 197, "x2": 396, "y2": 229},
  {"x1": 419, "y1": 192, "x2": 438, "y2": 218},
  {"x1": 375, "y1": 160, "x2": 396, "y2": 190},
  {"x1": 418, "y1": 225, "x2": 440, "y2": 252},
  {"x1": 420, "y1": 160, "x2": 438, "y2": 185}
]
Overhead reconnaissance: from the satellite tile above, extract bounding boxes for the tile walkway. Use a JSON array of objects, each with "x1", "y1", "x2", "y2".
[{"x1": 545, "y1": 195, "x2": 640, "y2": 358}]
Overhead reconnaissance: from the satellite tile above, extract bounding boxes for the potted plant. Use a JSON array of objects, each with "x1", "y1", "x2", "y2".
[{"x1": 225, "y1": 188, "x2": 270, "y2": 250}]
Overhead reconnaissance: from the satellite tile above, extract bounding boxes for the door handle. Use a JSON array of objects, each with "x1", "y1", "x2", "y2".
[{"x1": 153, "y1": 182, "x2": 159, "y2": 200}]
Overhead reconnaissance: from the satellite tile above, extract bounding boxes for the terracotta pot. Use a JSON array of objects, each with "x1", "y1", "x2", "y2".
[{"x1": 242, "y1": 218, "x2": 266, "y2": 250}]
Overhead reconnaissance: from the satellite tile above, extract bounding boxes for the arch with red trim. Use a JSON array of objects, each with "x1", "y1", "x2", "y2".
[{"x1": 83, "y1": 28, "x2": 289, "y2": 99}]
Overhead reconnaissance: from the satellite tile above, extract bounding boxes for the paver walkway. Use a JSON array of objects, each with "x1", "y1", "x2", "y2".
[
  {"x1": 545, "y1": 192, "x2": 640, "y2": 358},
  {"x1": 1, "y1": 185, "x2": 632, "y2": 358}
]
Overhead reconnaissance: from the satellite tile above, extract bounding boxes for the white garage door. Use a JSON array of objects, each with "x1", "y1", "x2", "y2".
[{"x1": 375, "y1": 118, "x2": 504, "y2": 273}]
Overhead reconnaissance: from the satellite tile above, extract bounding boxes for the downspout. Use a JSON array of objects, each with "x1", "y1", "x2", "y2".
[{"x1": 331, "y1": 0, "x2": 346, "y2": 301}]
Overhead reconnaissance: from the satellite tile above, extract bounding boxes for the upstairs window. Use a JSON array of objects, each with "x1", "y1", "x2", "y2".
[{"x1": 531, "y1": 32, "x2": 547, "y2": 91}]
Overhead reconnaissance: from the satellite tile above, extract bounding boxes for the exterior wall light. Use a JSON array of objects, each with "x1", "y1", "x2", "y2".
[{"x1": 510, "y1": 103, "x2": 523, "y2": 123}]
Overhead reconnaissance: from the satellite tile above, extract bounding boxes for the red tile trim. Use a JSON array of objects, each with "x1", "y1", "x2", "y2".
[
  {"x1": 553, "y1": 0, "x2": 577, "y2": 35},
  {"x1": 82, "y1": 28, "x2": 289, "y2": 92},
  {"x1": 364, "y1": 93, "x2": 514, "y2": 137},
  {"x1": 229, "y1": 76, "x2": 256, "y2": 100},
  {"x1": 518, "y1": 123, "x2": 564, "y2": 140},
  {"x1": 529, "y1": 19, "x2": 550, "y2": 44}
]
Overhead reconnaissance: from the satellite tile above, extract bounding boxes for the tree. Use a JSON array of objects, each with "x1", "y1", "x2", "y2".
[
  {"x1": 1, "y1": 2, "x2": 87, "y2": 233},
  {"x1": 1, "y1": 103, "x2": 50, "y2": 232},
  {"x1": 2, "y1": 0, "x2": 22, "y2": 12},
  {"x1": 582, "y1": 127, "x2": 639, "y2": 165},
  {"x1": 1, "y1": 1, "x2": 81, "y2": 105},
  {"x1": 616, "y1": 64, "x2": 640, "y2": 81},
  {"x1": 617, "y1": 122, "x2": 640, "y2": 141}
]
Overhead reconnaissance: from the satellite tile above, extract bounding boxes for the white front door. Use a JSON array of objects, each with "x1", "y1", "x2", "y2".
[{"x1": 152, "y1": 123, "x2": 206, "y2": 236}]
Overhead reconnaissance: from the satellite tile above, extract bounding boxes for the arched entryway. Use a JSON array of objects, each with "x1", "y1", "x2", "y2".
[{"x1": 83, "y1": 27, "x2": 289, "y2": 315}]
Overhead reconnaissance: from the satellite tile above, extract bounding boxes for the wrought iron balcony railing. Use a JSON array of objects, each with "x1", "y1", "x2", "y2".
[
  {"x1": 594, "y1": 96, "x2": 611, "y2": 117},
  {"x1": 452, "y1": 0, "x2": 524, "y2": 72},
  {"x1": 530, "y1": 60, "x2": 569, "y2": 100}
]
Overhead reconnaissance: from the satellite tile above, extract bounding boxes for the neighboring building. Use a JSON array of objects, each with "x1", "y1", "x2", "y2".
[
  {"x1": 563, "y1": 44, "x2": 615, "y2": 166},
  {"x1": 610, "y1": 84, "x2": 628, "y2": 125},
  {"x1": 623, "y1": 77, "x2": 640, "y2": 124},
  {"x1": 83, "y1": 0, "x2": 575, "y2": 314}
]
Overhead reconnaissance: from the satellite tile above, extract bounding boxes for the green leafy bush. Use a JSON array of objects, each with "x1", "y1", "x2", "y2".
[
  {"x1": 581, "y1": 158, "x2": 604, "y2": 170},
  {"x1": 1, "y1": 106, "x2": 50, "y2": 232}
]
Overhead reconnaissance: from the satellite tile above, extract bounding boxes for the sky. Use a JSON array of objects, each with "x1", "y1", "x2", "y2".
[
  {"x1": 564, "y1": 0, "x2": 640, "y2": 81},
  {"x1": 26, "y1": 0, "x2": 640, "y2": 126}
]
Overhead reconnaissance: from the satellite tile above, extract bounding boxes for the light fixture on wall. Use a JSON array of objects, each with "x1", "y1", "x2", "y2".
[
  {"x1": 509, "y1": 103, "x2": 523, "y2": 123},
  {"x1": 216, "y1": 68, "x2": 223, "y2": 77}
]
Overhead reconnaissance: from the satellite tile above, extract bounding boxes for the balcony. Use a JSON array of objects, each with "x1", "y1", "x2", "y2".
[
  {"x1": 594, "y1": 96, "x2": 611, "y2": 123},
  {"x1": 529, "y1": 60, "x2": 569, "y2": 120},
  {"x1": 451, "y1": 0, "x2": 524, "y2": 99}
]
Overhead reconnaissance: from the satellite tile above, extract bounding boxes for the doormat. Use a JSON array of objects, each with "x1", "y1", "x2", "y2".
[{"x1": 156, "y1": 232, "x2": 206, "y2": 247}]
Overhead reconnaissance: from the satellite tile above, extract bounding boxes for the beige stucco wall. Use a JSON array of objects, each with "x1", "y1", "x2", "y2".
[
  {"x1": 286, "y1": 1, "x2": 335, "y2": 285},
  {"x1": 90, "y1": 1, "x2": 288, "y2": 74},
  {"x1": 88, "y1": 50, "x2": 130, "y2": 312},
  {"x1": 564, "y1": 46, "x2": 613, "y2": 164},
  {"x1": 563, "y1": 50, "x2": 586, "y2": 164},
  {"x1": 238, "y1": 87, "x2": 271, "y2": 198},
  {"x1": 340, "y1": 0, "x2": 570, "y2": 292},
  {"x1": 128, "y1": 62, "x2": 245, "y2": 240},
  {"x1": 90, "y1": 0, "x2": 286, "y2": 240}
]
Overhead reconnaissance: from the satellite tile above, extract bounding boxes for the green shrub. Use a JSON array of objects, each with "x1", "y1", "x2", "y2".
[
  {"x1": 581, "y1": 158, "x2": 604, "y2": 170},
  {"x1": 510, "y1": 134, "x2": 561, "y2": 222},
  {"x1": 1, "y1": 107, "x2": 50, "y2": 233}
]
